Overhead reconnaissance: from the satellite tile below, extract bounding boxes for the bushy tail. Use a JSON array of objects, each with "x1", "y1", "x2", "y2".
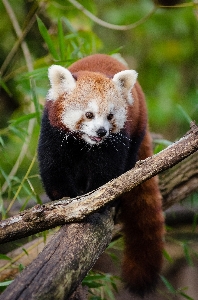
[{"x1": 120, "y1": 177, "x2": 164, "y2": 297}]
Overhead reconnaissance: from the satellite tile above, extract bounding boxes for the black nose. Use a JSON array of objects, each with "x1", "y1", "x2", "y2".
[{"x1": 96, "y1": 127, "x2": 107, "y2": 137}]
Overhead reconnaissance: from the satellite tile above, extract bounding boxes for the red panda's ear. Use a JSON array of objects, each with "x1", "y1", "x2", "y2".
[
  {"x1": 112, "y1": 70, "x2": 138, "y2": 105},
  {"x1": 47, "y1": 65, "x2": 76, "y2": 100}
]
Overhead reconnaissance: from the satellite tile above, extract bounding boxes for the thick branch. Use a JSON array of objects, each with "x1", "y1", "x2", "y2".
[
  {"x1": 160, "y1": 150, "x2": 198, "y2": 209},
  {"x1": 0, "y1": 209, "x2": 114, "y2": 300},
  {"x1": 0, "y1": 123, "x2": 198, "y2": 244}
]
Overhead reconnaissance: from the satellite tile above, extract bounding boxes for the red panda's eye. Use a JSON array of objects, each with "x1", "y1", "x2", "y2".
[
  {"x1": 85, "y1": 112, "x2": 94, "y2": 119},
  {"x1": 107, "y1": 113, "x2": 113, "y2": 121}
]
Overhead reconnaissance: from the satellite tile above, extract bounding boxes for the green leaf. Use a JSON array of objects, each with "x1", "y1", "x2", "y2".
[
  {"x1": 62, "y1": 17, "x2": 77, "y2": 33},
  {"x1": 20, "y1": 197, "x2": 31, "y2": 211},
  {"x1": 111, "y1": 281, "x2": 118, "y2": 293},
  {"x1": 179, "y1": 291, "x2": 194, "y2": 300},
  {"x1": 37, "y1": 16, "x2": 59, "y2": 60},
  {"x1": 0, "y1": 254, "x2": 11, "y2": 261},
  {"x1": 0, "y1": 136, "x2": 5, "y2": 147},
  {"x1": 84, "y1": 281, "x2": 104, "y2": 288},
  {"x1": 18, "y1": 264, "x2": 25, "y2": 272},
  {"x1": 89, "y1": 296, "x2": 102, "y2": 300},
  {"x1": 20, "y1": 67, "x2": 48, "y2": 80},
  {"x1": 160, "y1": 275, "x2": 176, "y2": 294},
  {"x1": 0, "y1": 78, "x2": 12, "y2": 96},
  {"x1": 182, "y1": 242, "x2": 193, "y2": 266},
  {"x1": 153, "y1": 139, "x2": 172, "y2": 147},
  {"x1": 163, "y1": 249, "x2": 174, "y2": 263},
  {"x1": 35, "y1": 194, "x2": 43, "y2": 205},
  {"x1": 192, "y1": 213, "x2": 198, "y2": 233},
  {"x1": 177, "y1": 104, "x2": 192, "y2": 124},
  {"x1": 22, "y1": 248, "x2": 29, "y2": 256},
  {"x1": 85, "y1": 275, "x2": 106, "y2": 281},
  {"x1": 30, "y1": 79, "x2": 41, "y2": 124},
  {"x1": 9, "y1": 113, "x2": 37, "y2": 126},
  {"x1": 0, "y1": 168, "x2": 11, "y2": 187},
  {"x1": 105, "y1": 286, "x2": 115, "y2": 300},
  {"x1": 9, "y1": 126, "x2": 27, "y2": 140},
  {"x1": 58, "y1": 19, "x2": 65, "y2": 61},
  {"x1": 0, "y1": 280, "x2": 13, "y2": 287}
]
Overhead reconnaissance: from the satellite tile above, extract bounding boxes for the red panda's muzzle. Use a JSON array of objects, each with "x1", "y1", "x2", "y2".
[
  {"x1": 96, "y1": 127, "x2": 107, "y2": 137},
  {"x1": 90, "y1": 136, "x2": 103, "y2": 143},
  {"x1": 89, "y1": 127, "x2": 108, "y2": 143}
]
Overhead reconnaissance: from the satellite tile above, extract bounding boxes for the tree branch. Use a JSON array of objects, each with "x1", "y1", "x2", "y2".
[
  {"x1": 67, "y1": 0, "x2": 157, "y2": 31},
  {"x1": 160, "y1": 150, "x2": 198, "y2": 209},
  {"x1": 0, "y1": 122, "x2": 198, "y2": 244},
  {"x1": 0, "y1": 209, "x2": 114, "y2": 300}
]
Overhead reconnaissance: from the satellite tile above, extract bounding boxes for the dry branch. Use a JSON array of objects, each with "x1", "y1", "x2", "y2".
[
  {"x1": 0, "y1": 209, "x2": 114, "y2": 300},
  {"x1": 0, "y1": 122, "x2": 198, "y2": 244},
  {"x1": 160, "y1": 150, "x2": 198, "y2": 209}
]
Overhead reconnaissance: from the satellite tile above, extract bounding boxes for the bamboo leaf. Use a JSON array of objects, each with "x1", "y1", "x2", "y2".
[
  {"x1": 192, "y1": 213, "x2": 198, "y2": 233},
  {"x1": 182, "y1": 242, "x2": 193, "y2": 266},
  {"x1": 30, "y1": 79, "x2": 41, "y2": 123},
  {"x1": 0, "y1": 280, "x2": 13, "y2": 287},
  {"x1": 22, "y1": 248, "x2": 29, "y2": 256},
  {"x1": 0, "y1": 254, "x2": 11, "y2": 261},
  {"x1": 0, "y1": 137, "x2": 5, "y2": 147},
  {"x1": 9, "y1": 113, "x2": 37, "y2": 126},
  {"x1": 58, "y1": 19, "x2": 65, "y2": 61},
  {"x1": 62, "y1": 17, "x2": 77, "y2": 33},
  {"x1": 177, "y1": 104, "x2": 192, "y2": 124},
  {"x1": 20, "y1": 67, "x2": 48, "y2": 80},
  {"x1": 163, "y1": 249, "x2": 174, "y2": 263},
  {"x1": 37, "y1": 17, "x2": 59, "y2": 60},
  {"x1": 0, "y1": 79, "x2": 12, "y2": 96},
  {"x1": 160, "y1": 276, "x2": 176, "y2": 294},
  {"x1": 18, "y1": 264, "x2": 25, "y2": 272},
  {"x1": 179, "y1": 291, "x2": 194, "y2": 300}
]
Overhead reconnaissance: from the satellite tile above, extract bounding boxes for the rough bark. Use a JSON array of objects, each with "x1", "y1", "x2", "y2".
[
  {"x1": 160, "y1": 150, "x2": 198, "y2": 209},
  {"x1": 0, "y1": 122, "x2": 198, "y2": 244},
  {"x1": 0, "y1": 209, "x2": 114, "y2": 300}
]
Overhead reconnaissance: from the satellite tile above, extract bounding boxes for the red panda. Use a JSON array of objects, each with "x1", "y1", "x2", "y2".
[{"x1": 38, "y1": 54, "x2": 164, "y2": 296}]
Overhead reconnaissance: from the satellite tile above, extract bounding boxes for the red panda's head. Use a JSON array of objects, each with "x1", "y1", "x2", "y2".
[{"x1": 47, "y1": 65, "x2": 137, "y2": 145}]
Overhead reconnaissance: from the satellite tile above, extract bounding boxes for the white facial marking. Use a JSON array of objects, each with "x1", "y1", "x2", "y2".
[
  {"x1": 87, "y1": 100, "x2": 99, "y2": 114},
  {"x1": 62, "y1": 109, "x2": 83, "y2": 129},
  {"x1": 81, "y1": 114, "x2": 111, "y2": 144}
]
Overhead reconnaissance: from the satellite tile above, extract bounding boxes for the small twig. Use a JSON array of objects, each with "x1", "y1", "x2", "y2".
[
  {"x1": 68, "y1": 0, "x2": 157, "y2": 30},
  {"x1": 1, "y1": 0, "x2": 34, "y2": 72},
  {"x1": 6, "y1": 153, "x2": 37, "y2": 214},
  {"x1": 1, "y1": 0, "x2": 37, "y2": 195},
  {"x1": 158, "y1": 2, "x2": 196, "y2": 8},
  {"x1": 0, "y1": 13, "x2": 37, "y2": 76}
]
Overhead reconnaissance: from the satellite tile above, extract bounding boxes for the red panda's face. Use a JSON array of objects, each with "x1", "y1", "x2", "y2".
[{"x1": 47, "y1": 66, "x2": 137, "y2": 145}]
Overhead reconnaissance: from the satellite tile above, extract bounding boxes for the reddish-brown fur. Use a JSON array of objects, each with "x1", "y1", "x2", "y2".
[
  {"x1": 120, "y1": 131, "x2": 164, "y2": 295},
  {"x1": 70, "y1": 55, "x2": 164, "y2": 295},
  {"x1": 40, "y1": 54, "x2": 164, "y2": 296}
]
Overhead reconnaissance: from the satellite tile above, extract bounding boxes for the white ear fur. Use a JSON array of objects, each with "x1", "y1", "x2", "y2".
[
  {"x1": 47, "y1": 65, "x2": 76, "y2": 100},
  {"x1": 113, "y1": 70, "x2": 138, "y2": 105}
]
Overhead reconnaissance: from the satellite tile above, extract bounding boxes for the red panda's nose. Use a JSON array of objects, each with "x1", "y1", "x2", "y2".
[{"x1": 96, "y1": 127, "x2": 107, "y2": 137}]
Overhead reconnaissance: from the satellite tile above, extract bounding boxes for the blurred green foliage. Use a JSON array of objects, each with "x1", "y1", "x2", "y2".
[
  {"x1": 0, "y1": 0, "x2": 198, "y2": 298},
  {"x1": 95, "y1": 0, "x2": 198, "y2": 137},
  {"x1": 1, "y1": 0, "x2": 197, "y2": 207}
]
